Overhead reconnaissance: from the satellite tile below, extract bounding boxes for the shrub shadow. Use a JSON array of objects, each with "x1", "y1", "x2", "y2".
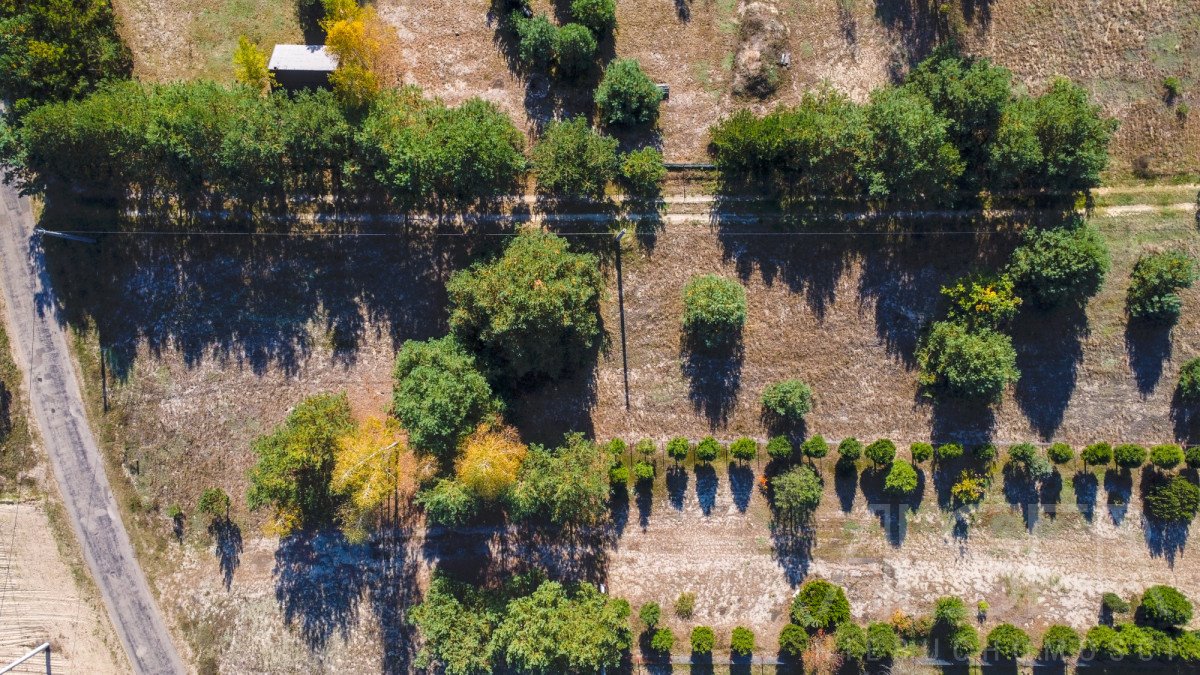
[
  {"x1": 1001, "y1": 463, "x2": 1040, "y2": 532},
  {"x1": 1125, "y1": 321, "x2": 1173, "y2": 396},
  {"x1": 1073, "y1": 471, "x2": 1098, "y2": 524},
  {"x1": 728, "y1": 462, "x2": 754, "y2": 513},
  {"x1": 273, "y1": 530, "x2": 371, "y2": 650},
  {"x1": 1011, "y1": 304, "x2": 1086, "y2": 439},
  {"x1": 769, "y1": 520, "x2": 813, "y2": 587},
  {"x1": 209, "y1": 519, "x2": 244, "y2": 589},
  {"x1": 636, "y1": 481, "x2": 653, "y2": 531},
  {"x1": 1103, "y1": 469, "x2": 1133, "y2": 526},
  {"x1": 666, "y1": 465, "x2": 690, "y2": 510},
  {"x1": 681, "y1": 340, "x2": 744, "y2": 430},
  {"x1": 695, "y1": 464, "x2": 719, "y2": 515},
  {"x1": 835, "y1": 465, "x2": 858, "y2": 513}
]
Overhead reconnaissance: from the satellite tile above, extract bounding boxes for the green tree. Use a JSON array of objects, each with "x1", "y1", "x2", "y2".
[
  {"x1": 695, "y1": 437, "x2": 720, "y2": 463},
  {"x1": 1084, "y1": 625, "x2": 1128, "y2": 660},
  {"x1": 553, "y1": 23, "x2": 597, "y2": 79},
  {"x1": 866, "y1": 622, "x2": 900, "y2": 660},
  {"x1": 392, "y1": 336, "x2": 499, "y2": 462},
  {"x1": 865, "y1": 439, "x2": 897, "y2": 468},
  {"x1": 884, "y1": 461, "x2": 919, "y2": 497},
  {"x1": 1007, "y1": 221, "x2": 1110, "y2": 309},
  {"x1": 690, "y1": 626, "x2": 715, "y2": 654},
  {"x1": 1179, "y1": 358, "x2": 1200, "y2": 403},
  {"x1": 911, "y1": 442, "x2": 934, "y2": 463},
  {"x1": 729, "y1": 437, "x2": 758, "y2": 462},
  {"x1": 1026, "y1": 78, "x2": 1118, "y2": 194},
  {"x1": 949, "y1": 625, "x2": 980, "y2": 658},
  {"x1": 619, "y1": 147, "x2": 666, "y2": 198},
  {"x1": 416, "y1": 479, "x2": 479, "y2": 526},
  {"x1": 761, "y1": 380, "x2": 814, "y2": 424},
  {"x1": 941, "y1": 273, "x2": 1021, "y2": 329},
  {"x1": 511, "y1": 12, "x2": 557, "y2": 69},
  {"x1": 448, "y1": 231, "x2": 604, "y2": 383},
  {"x1": 1081, "y1": 442, "x2": 1113, "y2": 467},
  {"x1": 933, "y1": 596, "x2": 968, "y2": 627},
  {"x1": 639, "y1": 602, "x2": 661, "y2": 628},
  {"x1": 801, "y1": 435, "x2": 829, "y2": 459},
  {"x1": 766, "y1": 436, "x2": 793, "y2": 461},
  {"x1": 595, "y1": 58, "x2": 662, "y2": 127},
  {"x1": 1113, "y1": 443, "x2": 1147, "y2": 470},
  {"x1": 916, "y1": 320, "x2": 1019, "y2": 400},
  {"x1": 420, "y1": 98, "x2": 527, "y2": 206},
  {"x1": 682, "y1": 274, "x2": 747, "y2": 351},
  {"x1": 666, "y1": 437, "x2": 690, "y2": 462},
  {"x1": 859, "y1": 86, "x2": 964, "y2": 204},
  {"x1": 1144, "y1": 476, "x2": 1200, "y2": 522},
  {"x1": 1139, "y1": 585, "x2": 1194, "y2": 629},
  {"x1": 1127, "y1": 250, "x2": 1197, "y2": 323},
  {"x1": 835, "y1": 622, "x2": 868, "y2": 660},
  {"x1": 1040, "y1": 625, "x2": 1081, "y2": 661},
  {"x1": 247, "y1": 393, "x2": 354, "y2": 534},
  {"x1": 791, "y1": 579, "x2": 851, "y2": 631},
  {"x1": 779, "y1": 624, "x2": 808, "y2": 657},
  {"x1": 509, "y1": 434, "x2": 611, "y2": 526},
  {"x1": 986, "y1": 624, "x2": 1032, "y2": 661},
  {"x1": 1047, "y1": 442, "x2": 1074, "y2": 465},
  {"x1": 197, "y1": 487, "x2": 232, "y2": 522},
  {"x1": 408, "y1": 575, "x2": 497, "y2": 675},
  {"x1": 772, "y1": 465, "x2": 822, "y2": 521},
  {"x1": 532, "y1": 116, "x2": 618, "y2": 200},
  {"x1": 1151, "y1": 444, "x2": 1185, "y2": 471},
  {"x1": 730, "y1": 626, "x2": 755, "y2": 656},
  {"x1": 491, "y1": 580, "x2": 632, "y2": 672},
  {"x1": 650, "y1": 627, "x2": 674, "y2": 653},
  {"x1": 570, "y1": 0, "x2": 616, "y2": 33}
]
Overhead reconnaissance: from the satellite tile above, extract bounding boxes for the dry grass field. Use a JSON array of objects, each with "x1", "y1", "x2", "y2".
[
  {"x1": 110, "y1": 0, "x2": 1200, "y2": 177},
  {"x1": 45, "y1": 203, "x2": 1200, "y2": 669}
]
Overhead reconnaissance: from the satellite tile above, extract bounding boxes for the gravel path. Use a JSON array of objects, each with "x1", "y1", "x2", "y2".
[{"x1": 0, "y1": 184, "x2": 184, "y2": 675}]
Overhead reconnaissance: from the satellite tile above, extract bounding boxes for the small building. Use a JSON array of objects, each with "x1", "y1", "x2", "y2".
[{"x1": 268, "y1": 45, "x2": 338, "y2": 90}]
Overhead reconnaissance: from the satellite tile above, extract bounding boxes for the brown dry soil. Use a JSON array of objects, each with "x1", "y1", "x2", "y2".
[
  {"x1": 49, "y1": 205, "x2": 1200, "y2": 669},
  {"x1": 112, "y1": 0, "x2": 1200, "y2": 178}
]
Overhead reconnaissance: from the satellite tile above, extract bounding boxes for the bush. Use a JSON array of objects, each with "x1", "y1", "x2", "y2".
[
  {"x1": 779, "y1": 624, "x2": 809, "y2": 657},
  {"x1": 911, "y1": 442, "x2": 934, "y2": 463},
  {"x1": 835, "y1": 622, "x2": 868, "y2": 661},
  {"x1": 772, "y1": 465, "x2": 822, "y2": 521},
  {"x1": 767, "y1": 436, "x2": 794, "y2": 461},
  {"x1": 570, "y1": 0, "x2": 616, "y2": 33},
  {"x1": 690, "y1": 625, "x2": 714, "y2": 654},
  {"x1": 791, "y1": 579, "x2": 851, "y2": 631},
  {"x1": 1145, "y1": 476, "x2": 1200, "y2": 522},
  {"x1": 1081, "y1": 442, "x2": 1113, "y2": 467},
  {"x1": 838, "y1": 438, "x2": 863, "y2": 461},
  {"x1": 865, "y1": 439, "x2": 897, "y2": 468},
  {"x1": 393, "y1": 336, "x2": 499, "y2": 462},
  {"x1": 731, "y1": 626, "x2": 755, "y2": 656},
  {"x1": 1041, "y1": 625, "x2": 1081, "y2": 661},
  {"x1": 608, "y1": 464, "x2": 629, "y2": 487},
  {"x1": 197, "y1": 487, "x2": 231, "y2": 521},
  {"x1": 941, "y1": 273, "x2": 1022, "y2": 329},
  {"x1": 934, "y1": 596, "x2": 968, "y2": 627},
  {"x1": 666, "y1": 437, "x2": 690, "y2": 462},
  {"x1": 620, "y1": 147, "x2": 666, "y2": 198},
  {"x1": 761, "y1": 380, "x2": 814, "y2": 423},
  {"x1": 1139, "y1": 585, "x2": 1194, "y2": 628},
  {"x1": 949, "y1": 625, "x2": 980, "y2": 658},
  {"x1": 608, "y1": 438, "x2": 627, "y2": 456},
  {"x1": 1085, "y1": 625, "x2": 1128, "y2": 660},
  {"x1": 682, "y1": 275, "x2": 747, "y2": 351},
  {"x1": 675, "y1": 592, "x2": 696, "y2": 618},
  {"x1": 508, "y1": 434, "x2": 610, "y2": 526},
  {"x1": 1102, "y1": 592, "x2": 1131, "y2": 615},
  {"x1": 639, "y1": 602, "x2": 661, "y2": 628},
  {"x1": 532, "y1": 116, "x2": 617, "y2": 200},
  {"x1": 635, "y1": 438, "x2": 656, "y2": 459},
  {"x1": 859, "y1": 86, "x2": 964, "y2": 204},
  {"x1": 935, "y1": 443, "x2": 964, "y2": 462},
  {"x1": 596, "y1": 59, "x2": 662, "y2": 127},
  {"x1": 1007, "y1": 222, "x2": 1110, "y2": 309},
  {"x1": 974, "y1": 443, "x2": 999, "y2": 464},
  {"x1": 884, "y1": 461, "x2": 919, "y2": 497},
  {"x1": 695, "y1": 437, "x2": 720, "y2": 463},
  {"x1": 650, "y1": 627, "x2": 674, "y2": 653},
  {"x1": 866, "y1": 622, "x2": 900, "y2": 660},
  {"x1": 916, "y1": 321, "x2": 1019, "y2": 400},
  {"x1": 801, "y1": 432, "x2": 830, "y2": 458},
  {"x1": 986, "y1": 624, "x2": 1032, "y2": 660},
  {"x1": 1165, "y1": 76, "x2": 1183, "y2": 100},
  {"x1": 448, "y1": 230, "x2": 605, "y2": 383},
  {"x1": 950, "y1": 472, "x2": 986, "y2": 506},
  {"x1": 1047, "y1": 442, "x2": 1074, "y2": 465},
  {"x1": 633, "y1": 460, "x2": 655, "y2": 483},
  {"x1": 1127, "y1": 250, "x2": 1197, "y2": 323},
  {"x1": 1179, "y1": 358, "x2": 1200, "y2": 403},
  {"x1": 1151, "y1": 444, "x2": 1185, "y2": 471},
  {"x1": 553, "y1": 23, "x2": 597, "y2": 79},
  {"x1": 730, "y1": 437, "x2": 758, "y2": 462},
  {"x1": 511, "y1": 13, "x2": 557, "y2": 69},
  {"x1": 1008, "y1": 443, "x2": 1051, "y2": 480},
  {"x1": 1113, "y1": 443, "x2": 1147, "y2": 470},
  {"x1": 1187, "y1": 446, "x2": 1200, "y2": 470},
  {"x1": 417, "y1": 479, "x2": 479, "y2": 526}
]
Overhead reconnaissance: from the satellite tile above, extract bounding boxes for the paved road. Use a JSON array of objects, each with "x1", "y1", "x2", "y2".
[{"x1": 0, "y1": 185, "x2": 184, "y2": 675}]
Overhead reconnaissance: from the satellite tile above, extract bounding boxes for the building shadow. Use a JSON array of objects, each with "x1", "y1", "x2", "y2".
[
  {"x1": 209, "y1": 519, "x2": 243, "y2": 590},
  {"x1": 695, "y1": 464, "x2": 719, "y2": 515},
  {"x1": 1125, "y1": 321, "x2": 1173, "y2": 396}
]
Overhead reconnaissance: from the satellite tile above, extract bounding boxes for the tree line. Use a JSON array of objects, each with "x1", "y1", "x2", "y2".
[{"x1": 709, "y1": 46, "x2": 1118, "y2": 207}]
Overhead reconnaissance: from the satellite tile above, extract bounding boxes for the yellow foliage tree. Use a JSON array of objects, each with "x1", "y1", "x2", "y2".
[
  {"x1": 320, "y1": 1, "x2": 395, "y2": 106},
  {"x1": 232, "y1": 36, "x2": 275, "y2": 94},
  {"x1": 332, "y1": 417, "x2": 417, "y2": 540},
  {"x1": 455, "y1": 424, "x2": 528, "y2": 502}
]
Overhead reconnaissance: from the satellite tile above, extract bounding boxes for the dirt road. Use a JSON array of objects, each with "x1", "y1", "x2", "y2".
[{"x1": 0, "y1": 184, "x2": 184, "y2": 674}]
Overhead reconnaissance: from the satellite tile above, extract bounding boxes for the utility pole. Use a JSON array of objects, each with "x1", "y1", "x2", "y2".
[{"x1": 614, "y1": 230, "x2": 630, "y2": 410}]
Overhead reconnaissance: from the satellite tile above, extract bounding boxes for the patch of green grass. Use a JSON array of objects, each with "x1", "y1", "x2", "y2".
[{"x1": 190, "y1": 0, "x2": 302, "y2": 81}]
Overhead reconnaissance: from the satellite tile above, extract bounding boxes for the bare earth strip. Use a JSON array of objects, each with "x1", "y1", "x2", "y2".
[{"x1": 0, "y1": 184, "x2": 185, "y2": 674}]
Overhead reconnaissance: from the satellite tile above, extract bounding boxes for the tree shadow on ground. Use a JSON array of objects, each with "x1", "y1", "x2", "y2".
[
  {"x1": 695, "y1": 464, "x2": 718, "y2": 515},
  {"x1": 1041, "y1": 469, "x2": 1064, "y2": 521},
  {"x1": 728, "y1": 462, "x2": 754, "y2": 513},
  {"x1": 209, "y1": 519, "x2": 243, "y2": 589},
  {"x1": 636, "y1": 482, "x2": 653, "y2": 531},
  {"x1": 871, "y1": 0, "x2": 942, "y2": 76},
  {"x1": 1171, "y1": 391, "x2": 1200, "y2": 445},
  {"x1": 422, "y1": 524, "x2": 612, "y2": 587},
  {"x1": 1141, "y1": 469, "x2": 1192, "y2": 567},
  {"x1": 681, "y1": 340, "x2": 744, "y2": 430},
  {"x1": 1001, "y1": 463, "x2": 1040, "y2": 532},
  {"x1": 928, "y1": 396, "x2": 997, "y2": 450},
  {"x1": 506, "y1": 368, "x2": 599, "y2": 447},
  {"x1": 861, "y1": 465, "x2": 926, "y2": 546},
  {"x1": 273, "y1": 530, "x2": 371, "y2": 650},
  {"x1": 1103, "y1": 469, "x2": 1133, "y2": 526},
  {"x1": 609, "y1": 487, "x2": 630, "y2": 539},
  {"x1": 1073, "y1": 470, "x2": 1098, "y2": 524},
  {"x1": 1125, "y1": 322, "x2": 1174, "y2": 397},
  {"x1": 667, "y1": 465, "x2": 689, "y2": 510},
  {"x1": 41, "y1": 208, "x2": 481, "y2": 380},
  {"x1": 769, "y1": 520, "x2": 813, "y2": 587},
  {"x1": 1012, "y1": 304, "x2": 1087, "y2": 439},
  {"x1": 370, "y1": 520, "x2": 423, "y2": 675},
  {"x1": 835, "y1": 464, "x2": 859, "y2": 513}
]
